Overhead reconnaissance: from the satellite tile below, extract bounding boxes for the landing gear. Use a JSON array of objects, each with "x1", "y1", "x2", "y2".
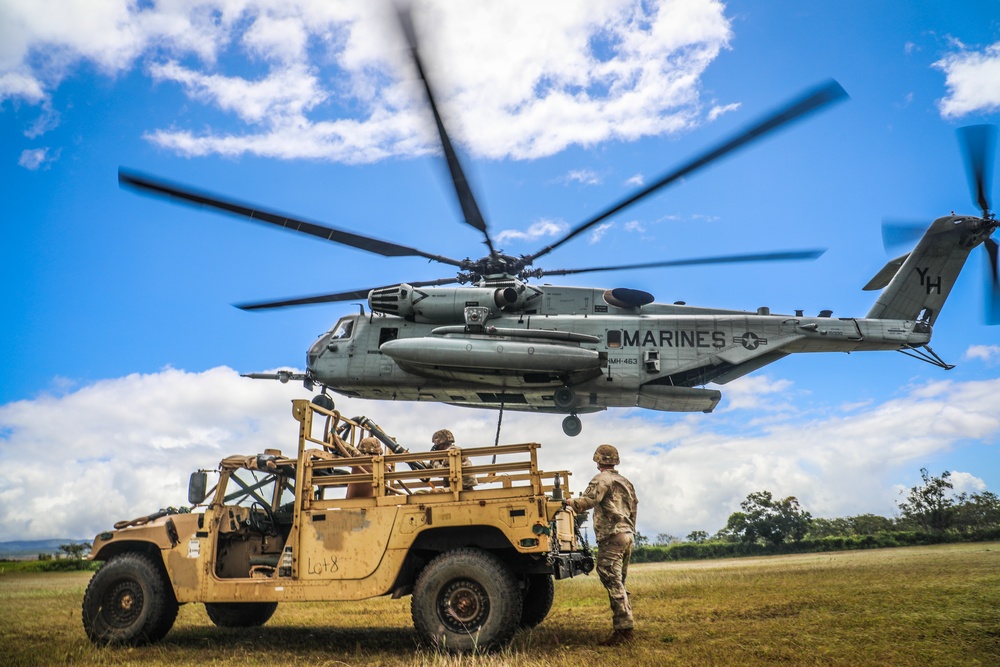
[
  {"x1": 311, "y1": 393, "x2": 335, "y2": 411},
  {"x1": 553, "y1": 386, "x2": 576, "y2": 409},
  {"x1": 562, "y1": 414, "x2": 582, "y2": 437},
  {"x1": 554, "y1": 386, "x2": 582, "y2": 436}
]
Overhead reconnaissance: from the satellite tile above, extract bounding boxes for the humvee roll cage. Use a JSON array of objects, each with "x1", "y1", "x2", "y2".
[{"x1": 205, "y1": 401, "x2": 571, "y2": 506}]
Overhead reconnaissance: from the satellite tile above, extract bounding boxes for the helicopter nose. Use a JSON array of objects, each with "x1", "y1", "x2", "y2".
[{"x1": 307, "y1": 331, "x2": 333, "y2": 369}]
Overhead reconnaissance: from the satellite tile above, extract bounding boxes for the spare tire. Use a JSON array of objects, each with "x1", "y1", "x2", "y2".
[{"x1": 519, "y1": 573, "x2": 554, "y2": 629}]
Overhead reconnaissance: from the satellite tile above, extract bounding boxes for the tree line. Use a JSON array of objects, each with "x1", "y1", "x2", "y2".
[{"x1": 631, "y1": 469, "x2": 1000, "y2": 562}]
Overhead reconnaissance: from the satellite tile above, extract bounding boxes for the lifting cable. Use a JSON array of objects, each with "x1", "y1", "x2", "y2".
[{"x1": 492, "y1": 394, "x2": 505, "y2": 464}]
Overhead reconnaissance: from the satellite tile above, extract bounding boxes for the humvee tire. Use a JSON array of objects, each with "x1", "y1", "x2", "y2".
[
  {"x1": 205, "y1": 602, "x2": 278, "y2": 628},
  {"x1": 411, "y1": 548, "x2": 522, "y2": 652},
  {"x1": 519, "y1": 573, "x2": 554, "y2": 629},
  {"x1": 82, "y1": 552, "x2": 178, "y2": 645}
]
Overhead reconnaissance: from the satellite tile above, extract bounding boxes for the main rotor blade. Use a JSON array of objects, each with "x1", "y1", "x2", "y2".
[
  {"x1": 535, "y1": 249, "x2": 826, "y2": 277},
  {"x1": 525, "y1": 80, "x2": 849, "y2": 264},
  {"x1": 119, "y1": 170, "x2": 464, "y2": 267},
  {"x1": 397, "y1": 5, "x2": 496, "y2": 255},
  {"x1": 958, "y1": 124, "x2": 997, "y2": 215},
  {"x1": 235, "y1": 277, "x2": 460, "y2": 311}
]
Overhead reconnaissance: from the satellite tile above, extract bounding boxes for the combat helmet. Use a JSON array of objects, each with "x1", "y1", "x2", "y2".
[
  {"x1": 593, "y1": 444, "x2": 620, "y2": 466},
  {"x1": 358, "y1": 437, "x2": 382, "y2": 455},
  {"x1": 431, "y1": 429, "x2": 455, "y2": 449}
]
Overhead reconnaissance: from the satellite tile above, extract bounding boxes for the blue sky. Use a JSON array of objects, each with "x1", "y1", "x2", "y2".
[{"x1": 2, "y1": 0, "x2": 1000, "y2": 541}]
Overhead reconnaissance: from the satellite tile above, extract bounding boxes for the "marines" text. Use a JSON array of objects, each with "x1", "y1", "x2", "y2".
[{"x1": 615, "y1": 330, "x2": 726, "y2": 348}]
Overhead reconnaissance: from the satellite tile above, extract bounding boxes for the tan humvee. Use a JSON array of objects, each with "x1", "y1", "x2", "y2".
[{"x1": 82, "y1": 399, "x2": 592, "y2": 652}]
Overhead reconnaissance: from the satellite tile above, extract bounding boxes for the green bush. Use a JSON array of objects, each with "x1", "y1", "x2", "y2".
[
  {"x1": 629, "y1": 528, "x2": 1000, "y2": 563},
  {"x1": 26, "y1": 559, "x2": 99, "y2": 572}
]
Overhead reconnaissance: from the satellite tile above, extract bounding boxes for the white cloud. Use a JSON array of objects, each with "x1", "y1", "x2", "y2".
[
  {"x1": 0, "y1": 0, "x2": 733, "y2": 159},
  {"x1": 622, "y1": 220, "x2": 646, "y2": 233},
  {"x1": 0, "y1": 0, "x2": 246, "y2": 100},
  {"x1": 964, "y1": 344, "x2": 1000, "y2": 365},
  {"x1": 588, "y1": 221, "x2": 615, "y2": 243},
  {"x1": 562, "y1": 169, "x2": 602, "y2": 186},
  {"x1": 625, "y1": 173, "x2": 645, "y2": 187},
  {"x1": 494, "y1": 218, "x2": 569, "y2": 245},
  {"x1": 23, "y1": 101, "x2": 60, "y2": 138},
  {"x1": 714, "y1": 374, "x2": 795, "y2": 412},
  {"x1": 241, "y1": 13, "x2": 311, "y2": 64},
  {"x1": 5, "y1": 368, "x2": 996, "y2": 541},
  {"x1": 0, "y1": 71, "x2": 45, "y2": 104},
  {"x1": 149, "y1": 60, "x2": 327, "y2": 125},
  {"x1": 707, "y1": 101, "x2": 740, "y2": 120},
  {"x1": 17, "y1": 147, "x2": 57, "y2": 170},
  {"x1": 934, "y1": 42, "x2": 1000, "y2": 118},
  {"x1": 949, "y1": 471, "x2": 987, "y2": 495}
]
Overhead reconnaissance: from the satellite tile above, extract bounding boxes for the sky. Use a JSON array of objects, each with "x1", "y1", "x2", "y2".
[{"x1": 2, "y1": 0, "x2": 1000, "y2": 543}]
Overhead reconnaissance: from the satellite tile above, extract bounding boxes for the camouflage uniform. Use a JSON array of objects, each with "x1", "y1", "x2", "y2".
[
  {"x1": 567, "y1": 447, "x2": 637, "y2": 633},
  {"x1": 356, "y1": 437, "x2": 383, "y2": 456},
  {"x1": 429, "y1": 429, "x2": 478, "y2": 490},
  {"x1": 328, "y1": 436, "x2": 395, "y2": 499}
]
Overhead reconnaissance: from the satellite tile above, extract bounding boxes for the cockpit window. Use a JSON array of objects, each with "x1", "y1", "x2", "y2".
[{"x1": 330, "y1": 317, "x2": 354, "y2": 340}]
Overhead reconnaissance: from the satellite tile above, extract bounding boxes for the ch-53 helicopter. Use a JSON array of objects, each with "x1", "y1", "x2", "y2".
[{"x1": 120, "y1": 8, "x2": 998, "y2": 436}]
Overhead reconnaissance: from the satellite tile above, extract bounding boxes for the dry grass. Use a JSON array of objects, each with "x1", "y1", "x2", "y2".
[{"x1": 2, "y1": 543, "x2": 998, "y2": 666}]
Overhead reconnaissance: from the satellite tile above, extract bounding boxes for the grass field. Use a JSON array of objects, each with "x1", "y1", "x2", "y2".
[{"x1": 1, "y1": 543, "x2": 998, "y2": 666}]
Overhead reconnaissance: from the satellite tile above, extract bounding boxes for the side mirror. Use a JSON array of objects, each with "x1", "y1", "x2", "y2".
[{"x1": 188, "y1": 471, "x2": 208, "y2": 505}]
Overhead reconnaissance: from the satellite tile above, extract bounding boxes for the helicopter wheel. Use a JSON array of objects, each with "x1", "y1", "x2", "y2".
[
  {"x1": 553, "y1": 386, "x2": 576, "y2": 409},
  {"x1": 561, "y1": 415, "x2": 582, "y2": 437},
  {"x1": 311, "y1": 394, "x2": 335, "y2": 412}
]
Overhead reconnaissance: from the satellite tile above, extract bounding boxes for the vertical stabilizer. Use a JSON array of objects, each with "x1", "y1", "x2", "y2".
[{"x1": 865, "y1": 215, "x2": 988, "y2": 324}]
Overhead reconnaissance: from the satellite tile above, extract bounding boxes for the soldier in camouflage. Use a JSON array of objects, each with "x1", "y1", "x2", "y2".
[
  {"x1": 341, "y1": 436, "x2": 388, "y2": 499},
  {"x1": 429, "y1": 429, "x2": 478, "y2": 490},
  {"x1": 565, "y1": 444, "x2": 638, "y2": 646},
  {"x1": 356, "y1": 436, "x2": 383, "y2": 456}
]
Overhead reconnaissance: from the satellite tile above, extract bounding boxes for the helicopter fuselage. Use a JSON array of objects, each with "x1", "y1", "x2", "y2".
[{"x1": 306, "y1": 282, "x2": 931, "y2": 417}]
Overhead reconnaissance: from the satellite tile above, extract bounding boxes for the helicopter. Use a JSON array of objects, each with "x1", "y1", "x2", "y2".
[{"x1": 119, "y1": 7, "x2": 998, "y2": 437}]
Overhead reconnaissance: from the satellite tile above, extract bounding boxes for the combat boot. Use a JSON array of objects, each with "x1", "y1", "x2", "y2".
[{"x1": 599, "y1": 628, "x2": 635, "y2": 646}]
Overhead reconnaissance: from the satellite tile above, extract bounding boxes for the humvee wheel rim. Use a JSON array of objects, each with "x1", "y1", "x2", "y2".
[
  {"x1": 104, "y1": 580, "x2": 144, "y2": 628},
  {"x1": 438, "y1": 578, "x2": 489, "y2": 632}
]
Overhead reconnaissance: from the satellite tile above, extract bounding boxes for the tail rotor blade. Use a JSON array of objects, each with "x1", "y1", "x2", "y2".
[
  {"x1": 986, "y1": 238, "x2": 999, "y2": 282},
  {"x1": 958, "y1": 124, "x2": 997, "y2": 215},
  {"x1": 881, "y1": 218, "x2": 927, "y2": 252},
  {"x1": 985, "y1": 238, "x2": 1000, "y2": 325}
]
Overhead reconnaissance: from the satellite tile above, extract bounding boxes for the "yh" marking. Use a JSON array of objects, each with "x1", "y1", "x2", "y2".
[{"x1": 916, "y1": 267, "x2": 941, "y2": 295}]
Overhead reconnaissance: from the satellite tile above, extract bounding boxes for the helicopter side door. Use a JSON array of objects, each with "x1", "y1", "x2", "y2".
[{"x1": 604, "y1": 328, "x2": 642, "y2": 385}]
